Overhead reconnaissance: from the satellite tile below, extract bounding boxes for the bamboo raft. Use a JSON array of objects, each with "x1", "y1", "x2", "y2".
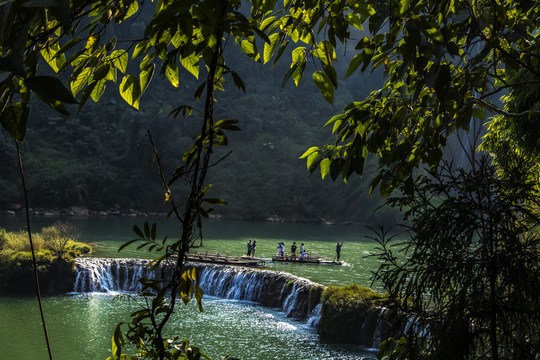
[
  {"x1": 186, "y1": 253, "x2": 266, "y2": 268},
  {"x1": 270, "y1": 254, "x2": 342, "y2": 265},
  {"x1": 241, "y1": 254, "x2": 343, "y2": 265}
]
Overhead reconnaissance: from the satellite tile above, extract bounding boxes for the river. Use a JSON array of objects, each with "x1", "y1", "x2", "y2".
[{"x1": 0, "y1": 215, "x2": 389, "y2": 359}]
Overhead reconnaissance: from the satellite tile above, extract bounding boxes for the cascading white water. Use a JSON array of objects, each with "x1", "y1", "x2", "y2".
[
  {"x1": 307, "y1": 303, "x2": 322, "y2": 328},
  {"x1": 72, "y1": 257, "x2": 393, "y2": 349},
  {"x1": 73, "y1": 258, "x2": 323, "y2": 320},
  {"x1": 197, "y1": 263, "x2": 321, "y2": 319},
  {"x1": 73, "y1": 258, "x2": 155, "y2": 292},
  {"x1": 281, "y1": 283, "x2": 299, "y2": 316},
  {"x1": 307, "y1": 303, "x2": 322, "y2": 329}
]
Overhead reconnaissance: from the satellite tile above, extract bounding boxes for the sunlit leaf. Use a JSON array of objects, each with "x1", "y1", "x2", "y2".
[
  {"x1": 306, "y1": 149, "x2": 320, "y2": 170},
  {"x1": 140, "y1": 63, "x2": 155, "y2": 94},
  {"x1": 293, "y1": 60, "x2": 306, "y2": 86},
  {"x1": 240, "y1": 39, "x2": 260, "y2": 62},
  {"x1": 165, "y1": 61, "x2": 179, "y2": 87},
  {"x1": 313, "y1": 71, "x2": 334, "y2": 104},
  {"x1": 119, "y1": 75, "x2": 141, "y2": 109},
  {"x1": 345, "y1": 53, "x2": 363, "y2": 78},
  {"x1": 91, "y1": 79, "x2": 106, "y2": 102},
  {"x1": 85, "y1": 34, "x2": 99, "y2": 50},
  {"x1": 291, "y1": 46, "x2": 305, "y2": 64},
  {"x1": 111, "y1": 50, "x2": 128, "y2": 73},
  {"x1": 132, "y1": 41, "x2": 148, "y2": 59},
  {"x1": 299, "y1": 146, "x2": 318, "y2": 159},
  {"x1": 124, "y1": 0, "x2": 138, "y2": 20},
  {"x1": 70, "y1": 67, "x2": 92, "y2": 96},
  {"x1": 180, "y1": 53, "x2": 199, "y2": 79},
  {"x1": 260, "y1": 16, "x2": 276, "y2": 31},
  {"x1": 196, "y1": 286, "x2": 204, "y2": 312},
  {"x1": 40, "y1": 42, "x2": 65, "y2": 73},
  {"x1": 111, "y1": 323, "x2": 124, "y2": 360},
  {"x1": 320, "y1": 158, "x2": 331, "y2": 179},
  {"x1": 263, "y1": 33, "x2": 280, "y2": 64}
]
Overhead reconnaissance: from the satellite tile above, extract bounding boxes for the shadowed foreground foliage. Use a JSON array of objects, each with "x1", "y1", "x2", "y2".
[{"x1": 372, "y1": 157, "x2": 540, "y2": 360}]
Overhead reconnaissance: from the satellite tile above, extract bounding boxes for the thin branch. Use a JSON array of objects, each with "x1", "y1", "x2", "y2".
[
  {"x1": 472, "y1": 97, "x2": 540, "y2": 118},
  {"x1": 478, "y1": 80, "x2": 540, "y2": 100},
  {"x1": 15, "y1": 141, "x2": 54, "y2": 360}
]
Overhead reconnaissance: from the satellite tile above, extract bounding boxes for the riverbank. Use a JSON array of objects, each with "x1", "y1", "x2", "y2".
[
  {"x1": 0, "y1": 225, "x2": 93, "y2": 293},
  {"x1": 0, "y1": 205, "x2": 367, "y2": 226}
]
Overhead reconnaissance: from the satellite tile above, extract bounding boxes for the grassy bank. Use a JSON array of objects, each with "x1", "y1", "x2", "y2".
[{"x1": 0, "y1": 222, "x2": 91, "y2": 292}]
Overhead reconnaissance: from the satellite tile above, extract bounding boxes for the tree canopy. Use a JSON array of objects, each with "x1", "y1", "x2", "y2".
[
  {"x1": 1, "y1": 1, "x2": 540, "y2": 360},
  {"x1": 3, "y1": 1, "x2": 540, "y2": 188},
  {"x1": 282, "y1": 0, "x2": 540, "y2": 194}
]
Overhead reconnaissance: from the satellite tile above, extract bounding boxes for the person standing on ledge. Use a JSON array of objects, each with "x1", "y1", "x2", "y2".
[
  {"x1": 252, "y1": 240, "x2": 257, "y2": 258},
  {"x1": 336, "y1": 242, "x2": 343, "y2": 260},
  {"x1": 247, "y1": 240, "x2": 252, "y2": 257}
]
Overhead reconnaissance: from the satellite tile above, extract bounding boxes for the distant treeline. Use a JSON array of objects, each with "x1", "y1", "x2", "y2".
[{"x1": 0, "y1": 34, "x2": 395, "y2": 224}]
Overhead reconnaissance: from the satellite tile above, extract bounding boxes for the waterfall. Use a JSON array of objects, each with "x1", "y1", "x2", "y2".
[
  {"x1": 73, "y1": 258, "x2": 323, "y2": 320},
  {"x1": 307, "y1": 303, "x2": 322, "y2": 328},
  {"x1": 73, "y1": 258, "x2": 158, "y2": 293},
  {"x1": 73, "y1": 258, "x2": 399, "y2": 348},
  {"x1": 196, "y1": 263, "x2": 321, "y2": 320}
]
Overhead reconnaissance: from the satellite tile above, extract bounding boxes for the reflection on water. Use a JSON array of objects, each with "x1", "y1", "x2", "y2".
[{"x1": 0, "y1": 294, "x2": 376, "y2": 360}]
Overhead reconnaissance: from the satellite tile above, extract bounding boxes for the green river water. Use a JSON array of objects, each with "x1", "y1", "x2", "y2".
[{"x1": 0, "y1": 215, "x2": 391, "y2": 360}]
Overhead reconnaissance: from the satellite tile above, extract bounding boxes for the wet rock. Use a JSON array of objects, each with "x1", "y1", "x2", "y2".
[{"x1": 71, "y1": 206, "x2": 89, "y2": 216}]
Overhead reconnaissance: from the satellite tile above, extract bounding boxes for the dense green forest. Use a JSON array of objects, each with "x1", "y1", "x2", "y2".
[{"x1": 0, "y1": 31, "x2": 390, "y2": 223}]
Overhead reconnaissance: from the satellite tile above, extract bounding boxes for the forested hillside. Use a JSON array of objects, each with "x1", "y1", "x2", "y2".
[{"x1": 0, "y1": 29, "x2": 391, "y2": 224}]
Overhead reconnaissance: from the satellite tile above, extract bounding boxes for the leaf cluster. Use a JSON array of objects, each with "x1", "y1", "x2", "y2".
[
  {"x1": 253, "y1": 0, "x2": 540, "y2": 194},
  {"x1": 372, "y1": 156, "x2": 540, "y2": 360}
]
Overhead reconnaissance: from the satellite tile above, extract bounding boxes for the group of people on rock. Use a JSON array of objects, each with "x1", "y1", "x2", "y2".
[{"x1": 246, "y1": 240, "x2": 344, "y2": 260}]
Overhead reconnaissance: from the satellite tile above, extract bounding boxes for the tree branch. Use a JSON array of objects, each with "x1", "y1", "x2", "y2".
[{"x1": 472, "y1": 97, "x2": 540, "y2": 118}]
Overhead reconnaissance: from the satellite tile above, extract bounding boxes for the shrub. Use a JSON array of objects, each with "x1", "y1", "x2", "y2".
[
  {"x1": 3, "y1": 230, "x2": 44, "y2": 252},
  {"x1": 0, "y1": 225, "x2": 91, "y2": 292},
  {"x1": 66, "y1": 240, "x2": 91, "y2": 255},
  {"x1": 0, "y1": 228, "x2": 8, "y2": 250},
  {"x1": 319, "y1": 284, "x2": 385, "y2": 345},
  {"x1": 322, "y1": 284, "x2": 382, "y2": 313},
  {"x1": 42, "y1": 221, "x2": 80, "y2": 256}
]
